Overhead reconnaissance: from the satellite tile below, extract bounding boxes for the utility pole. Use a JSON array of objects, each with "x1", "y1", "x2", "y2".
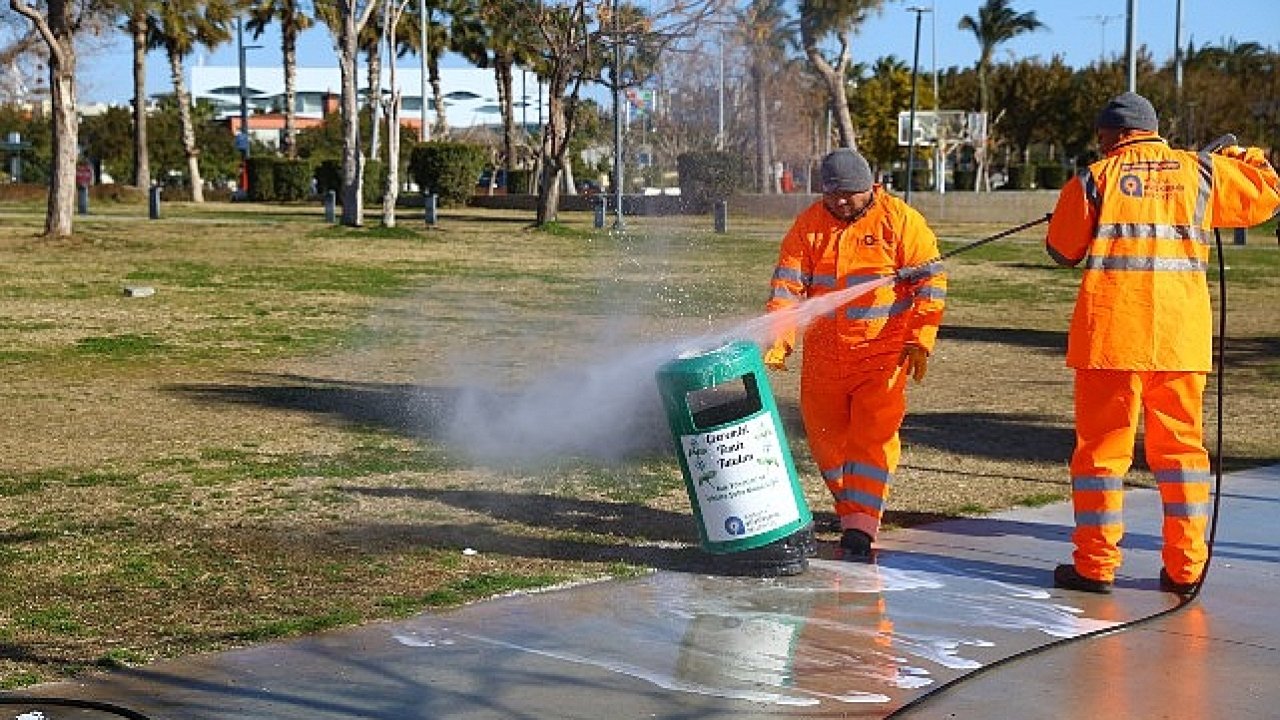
[{"x1": 905, "y1": 6, "x2": 930, "y2": 203}]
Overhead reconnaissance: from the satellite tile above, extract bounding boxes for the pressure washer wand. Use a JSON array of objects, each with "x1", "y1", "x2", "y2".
[{"x1": 897, "y1": 213, "x2": 1053, "y2": 281}]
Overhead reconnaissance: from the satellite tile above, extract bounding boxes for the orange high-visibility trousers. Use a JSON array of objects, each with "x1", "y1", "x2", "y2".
[
  {"x1": 1070, "y1": 369, "x2": 1211, "y2": 584},
  {"x1": 801, "y1": 359, "x2": 908, "y2": 539}
]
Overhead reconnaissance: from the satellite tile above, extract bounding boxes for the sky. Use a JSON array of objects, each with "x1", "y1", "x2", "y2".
[{"x1": 76, "y1": 0, "x2": 1280, "y2": 105}]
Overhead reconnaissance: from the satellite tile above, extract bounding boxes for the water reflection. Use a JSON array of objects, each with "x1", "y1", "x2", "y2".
[{"x1": 394, "y1": 558, "x2": 1117, "y2": 710}]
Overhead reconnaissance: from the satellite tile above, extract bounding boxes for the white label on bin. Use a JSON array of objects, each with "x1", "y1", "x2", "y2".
[{"x1": 679, "y1": 414, "x2": 800, "y2": 543}]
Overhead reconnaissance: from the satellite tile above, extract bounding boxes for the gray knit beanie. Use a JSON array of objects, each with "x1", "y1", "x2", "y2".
[
  {"x1": 820, "y1": 148, "x2": 874, "y2": 193},
  {"x1": 1095, "y1": 91, "x2": 1160, "y2": 132}
]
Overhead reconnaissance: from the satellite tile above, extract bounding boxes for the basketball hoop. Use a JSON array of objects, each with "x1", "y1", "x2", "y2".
[{"x1": 897, "y1": 110, "x2": 987, "y2": 150}]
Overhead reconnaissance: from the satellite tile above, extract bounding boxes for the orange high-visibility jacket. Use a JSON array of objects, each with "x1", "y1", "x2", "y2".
[
  {"x1": 1047, "y1": 135, "x2": 1280, "y2": 371},
  {"x1": 767, "y1": 189, "x2": 946, "y2": 366}
]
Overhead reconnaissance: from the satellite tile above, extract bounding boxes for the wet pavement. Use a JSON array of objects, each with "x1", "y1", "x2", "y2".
[{"x1": 7, "y1": 464, "x2": 1279, "y2": 719}]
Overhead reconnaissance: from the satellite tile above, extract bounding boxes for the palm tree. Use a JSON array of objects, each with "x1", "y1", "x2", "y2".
[
  {"x1": 798, "y1": 0, "x2": 883, "y2": 150},
  {"x1": 112, "y1": 0, "x2": 155, "y2": 188},
  {"x1": 737, "y1": 0, "x2": 793, "y2": 193},
  {"x1": 246, "y1": 0, "x2": 313, "y2": 159},
  {"x1": 958, "y1": 0, "x2": 1043, "y2": 190},
  {"x1": 149, "y1": 0, "x2": 238, "y2": 203},
  {"x1": 957, "y1": 0, "x2": 1044, "y2": 120},
  {"x1": 475, "y1": 0, "x2": 537, "y2": 180}
]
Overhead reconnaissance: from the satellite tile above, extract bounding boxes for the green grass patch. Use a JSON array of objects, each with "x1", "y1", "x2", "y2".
[
  {"x1": 1014, "y1": 491, "x2": 1069, "y2": 508},
  {"x1": 14, "y1": 605, "x2": 84, "y2": 635},
  {"x1": 236, "y1": 608, "x2": 364, "y2": 642},
  {"x1": 72, "y1": 333, "x2": 168, "y2": 358},
  {"x1": 419, "y1": 572, "x2": 569, "y2": 608}
]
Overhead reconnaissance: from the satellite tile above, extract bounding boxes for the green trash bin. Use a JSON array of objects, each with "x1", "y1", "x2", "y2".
[{"x1": 655, "y1": 340, "x2": 813, "y2": 568}]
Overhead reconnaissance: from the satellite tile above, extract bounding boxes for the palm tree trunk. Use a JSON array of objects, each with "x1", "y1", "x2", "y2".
[
  {"x1": 129, "y1": 8, "x2": 150, "y2": 188},
  {"x1": 381, "y1": 90, "x2": 401, "y2": 227},
  {"x1": 496, "y1": 58, "x2": 516, "y2": 174},
  {"x1": 281, "y1": 23, "x2": 299, "y2": 159},
  {"x1": 338, "y1": 10, "x2": 364, "y2": 227},
  {"x1": 167, "y1": 49, "x2": 203, "y2": 203},
  {"x1": 367, "y1": 46, "x2": 382, "y2": 160}
]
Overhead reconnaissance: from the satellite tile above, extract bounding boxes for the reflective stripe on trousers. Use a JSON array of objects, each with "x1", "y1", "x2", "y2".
[
  {"x1": 802, "y1": 361, "x2": 908, "y2": 539},
  {"x1": 1070, "y1": 369, "x2": 1211, "y2": 583}
]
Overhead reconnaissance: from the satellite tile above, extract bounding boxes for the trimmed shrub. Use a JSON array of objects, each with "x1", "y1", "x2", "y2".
[
  {"x1": 314, "y1": 159, "x2": 342, "y2": 198},
  {"x1": 507, "y1": 168, "x2": 532, "y2": 194},
  {"x1": 1036, "y1": 164, "x2": 1069, "y2": 190},
  {"x1": 273, "y1": 158, "x2": 313, "y2": 201},
  {"x1": 311, "y1": 158, "x2": 384, "y2": 204},
  {"x1": 246, "y1": 157, "x2": 277, "y2": 201},
  {"x1": 1004, "y1": 165, "x2": 1034, "y2": 190},
  {"x1": 676, "y1": 150, "x2": 747, "y2": 213},
  {"x1": 363, "y1": 159, "x2": 385, "y2": 204},
  {"x1": 407, "y1": 142, "x2": 488, "y2": 207}
]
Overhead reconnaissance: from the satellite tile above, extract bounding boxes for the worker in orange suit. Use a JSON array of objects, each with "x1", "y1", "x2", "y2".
[
  {"x1": 1047, "y1": 91, "x2": 1280, "y2": 595},
  {"x1": 764, "y1": 147, "x2": 947, "y2": 561}
]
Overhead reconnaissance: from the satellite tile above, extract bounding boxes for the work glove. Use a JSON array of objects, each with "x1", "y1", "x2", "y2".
[
  {"x1": 898, "y1": 345, "x2": 929, "y2": 383},
  {"x1": 763, "y1": 341, "x2": 791, "y2": 371}
]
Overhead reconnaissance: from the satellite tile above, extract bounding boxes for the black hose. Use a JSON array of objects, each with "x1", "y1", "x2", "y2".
[
  {"x1": 884, "y1": 217, "x2": 1232, "y2": 720},
  {"x1": 0, "y1": 695, "x2": 153, "y2": 719}
]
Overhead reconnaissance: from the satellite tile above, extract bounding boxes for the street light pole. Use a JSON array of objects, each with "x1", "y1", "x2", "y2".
[
  {"x1": 237, "y1": 17, "x2": 251, "y2": 195},
  {"x1": 905, "y1": 6, "x2": 930, "y2": 203},
  {"x1": 717, "y1": 28, "x2": 725, "y2": 150},
  {"x1": 611, "y1": 0, "x2": 624, "y2": 230},
  {"x1": 1125, "y1": 0, "x2": 1138, "y2": 92},
  {"x1": 419, "y1": 0, "x2": 430, "y2": 142}
]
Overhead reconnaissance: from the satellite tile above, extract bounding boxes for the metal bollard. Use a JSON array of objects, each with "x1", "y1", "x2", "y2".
[
  {"x1": 148, "y1": 186, "x2": 161, "y2": 220},
  {"x1": 713, "y1": 199, "x2": 728, "y2": 234},
  {"x1": 77, "y1": 184, "x2": 89, "y2": 215},
  {"x1": 324, "y1": 190, "x2": 336, "y2": 223},
  {"x1": 593, "y1": 196, "x2": 606, "y2": 229},
  {"x1": 424, "y1": 192, "x2": 437, "y2": 226}
]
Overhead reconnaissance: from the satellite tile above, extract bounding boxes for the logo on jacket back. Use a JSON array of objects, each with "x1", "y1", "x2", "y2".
[{"x1": 1119, "y1": 174, "x2": 1144, "y2": 197}]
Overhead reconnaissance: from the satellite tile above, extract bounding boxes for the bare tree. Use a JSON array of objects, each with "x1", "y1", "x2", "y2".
[
  {"x1": 380, "y1": 0, "x2": 410, "y2": 227},
  {"x1": 323, "y1": 0, "x2": 379, "y2": 226},
  {"x1": 798, "y1": 0, "x2": 883, "y2": 150},
  {"x1": 8, "y1": 0, "x2": 93, "y2": 236},
  {"x1": 509, "y1": 0, "x2": 722, "y2": 226}
]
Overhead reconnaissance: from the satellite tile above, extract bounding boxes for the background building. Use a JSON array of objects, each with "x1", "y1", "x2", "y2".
[{"x1": 189, "y1": 64, "x2": 548, "y2": 149}]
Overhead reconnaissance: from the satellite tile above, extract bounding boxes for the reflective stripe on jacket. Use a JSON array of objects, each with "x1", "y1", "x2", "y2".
[
  {"x1": 1046, "y1": 134, "x2": 1280, "y2": 371},
  {"x1": 767, "y1": 187, "x2": 946, "y2": 366}
]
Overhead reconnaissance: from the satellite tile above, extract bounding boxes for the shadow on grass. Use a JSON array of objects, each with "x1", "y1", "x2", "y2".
[
  {"x1": 938, "y1": 324, "x2": 1066, "y2": 352},
  {"x1": 168, "y1": 372, "x2": 673, "y2": 462}
]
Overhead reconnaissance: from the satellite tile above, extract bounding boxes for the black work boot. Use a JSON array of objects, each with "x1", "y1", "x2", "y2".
[
  {"x1": 1053, "y1": 564, "x2": 1113, "y2": 594},
  {"x1": 1159, "y1": 569, "x2": 1200, "y2": 597},
  {"x1": 839, "y1": 529, "x2": 875, "y2": 562}
]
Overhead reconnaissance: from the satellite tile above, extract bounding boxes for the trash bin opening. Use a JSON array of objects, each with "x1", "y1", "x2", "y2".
[{"x1": 687, "y1": 373, "x2": 763, "y2": 430}]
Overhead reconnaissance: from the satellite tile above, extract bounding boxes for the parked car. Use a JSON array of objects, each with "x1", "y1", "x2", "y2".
[{"x1": 577, "y1": 179, "x2": 602, "y2": 196}]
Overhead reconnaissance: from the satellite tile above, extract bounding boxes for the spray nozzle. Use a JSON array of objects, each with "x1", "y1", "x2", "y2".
[{"x1": 1203, "y1": 134, "x2": 1238, "y2": 154}]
